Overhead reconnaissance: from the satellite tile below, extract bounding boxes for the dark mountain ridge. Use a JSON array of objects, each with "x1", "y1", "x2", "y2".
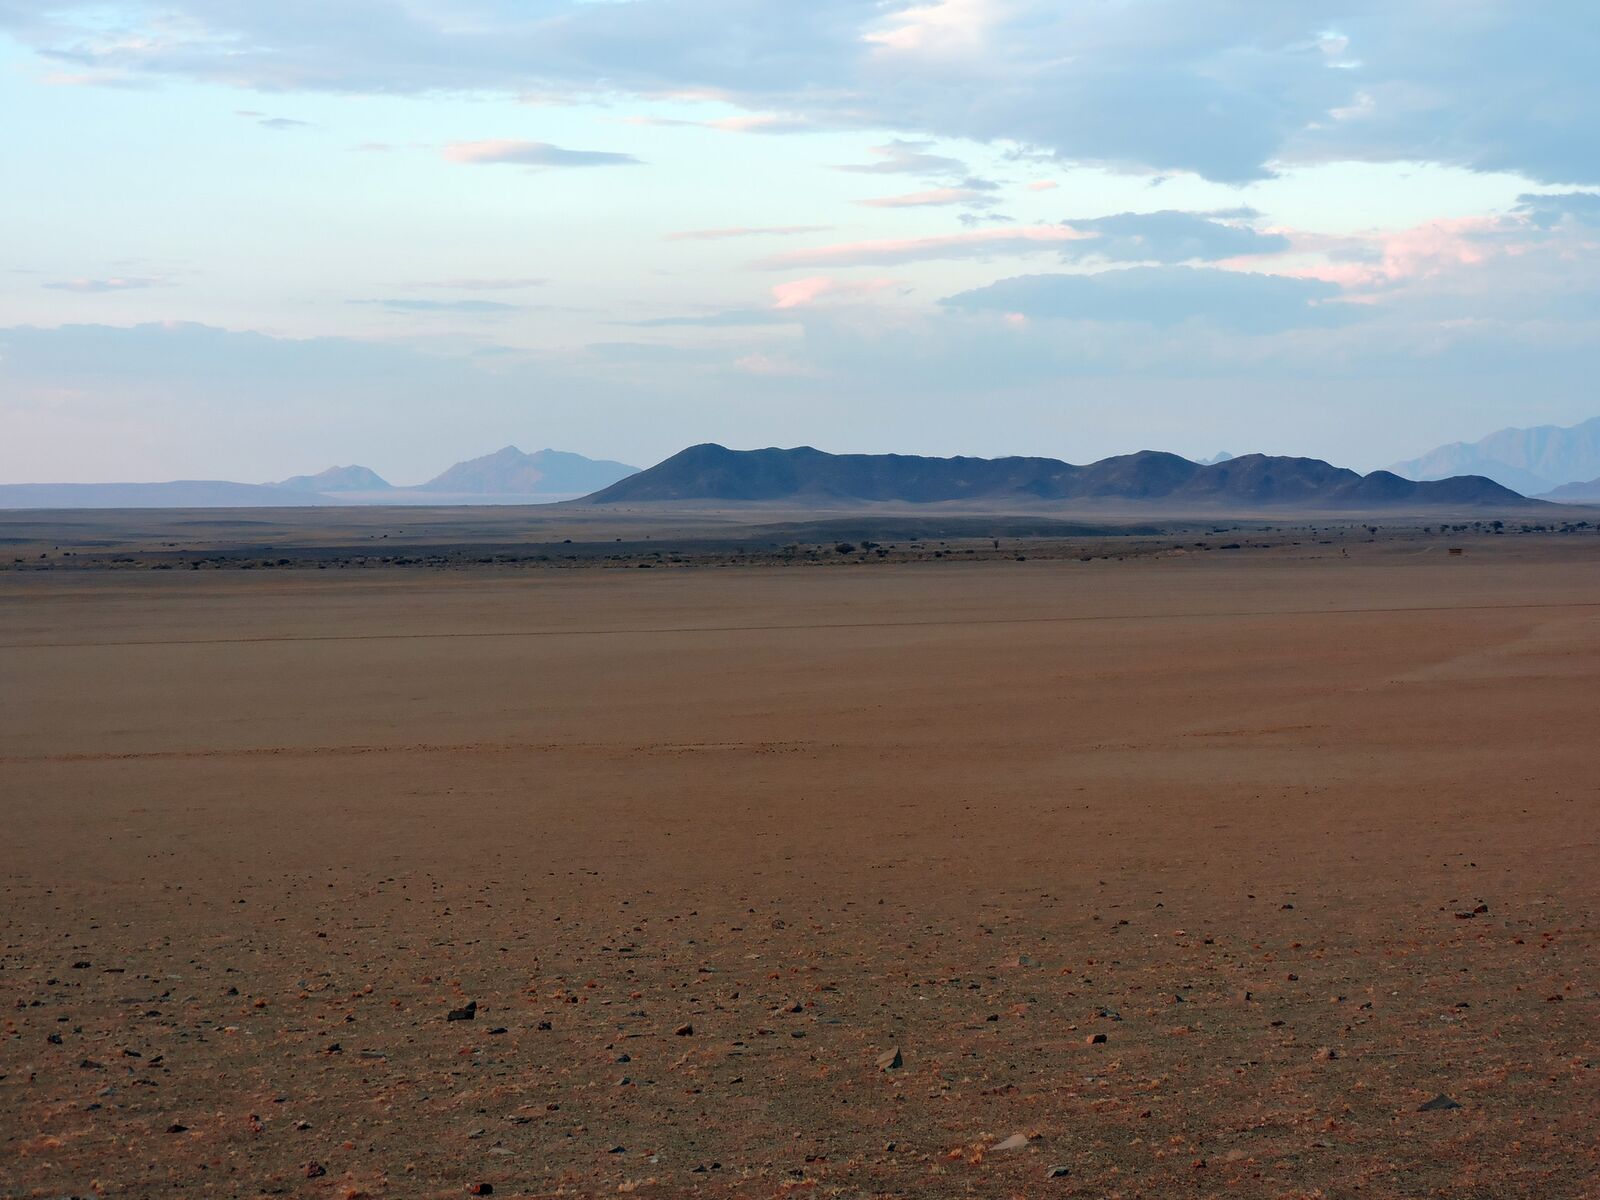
[{"x1": 583, "y1": 444, "x2": 1533, "y2": 509}]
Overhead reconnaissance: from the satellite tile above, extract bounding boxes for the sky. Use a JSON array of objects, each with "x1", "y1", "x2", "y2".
[{"x1": 2, "y1": 1, "x2": 1598, "y2": 485}]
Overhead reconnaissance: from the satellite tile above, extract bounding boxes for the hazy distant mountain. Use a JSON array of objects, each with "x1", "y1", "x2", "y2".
[
  {"x1": 276, "y1": 464, "x2": 392, "y2": 492},
  {"x1": 583, "y1": 444, "x2": 1530, "y2": 509},
  {"x1": 417, "y1": 446, "x2": 638, "y2": 495},
  {"x1": 1540, "y1": 476, "x2": 1600, "y2": 503},
  {"x1": 1388, "y1": 416, "x2": 1600, "y2": 494},
  {"x1": 1200, "y1": 451, "x2": 1235, "y2": 465},
  {"x1": 0, "y1": 448, "x2": 641, "y2": 509},
  {"x1": 0, "y1": 481, "x2": 332, "y2": 509}
]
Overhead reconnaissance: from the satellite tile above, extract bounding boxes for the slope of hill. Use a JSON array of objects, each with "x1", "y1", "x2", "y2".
[
  {"x1": 0, "y1": 481, "x2": 333, "y2": 509},
  {"x1": 276, "y1": 465, "x2": 392, "y2": 492},
  {"x1": 582, "y1": 444, "x2": 1531, "y2": 509},
  {"x1": 417, "y1": 446, "x2": 638, "y2": 495},
  {"x1": 1540, "y1": 476, "x2": 1600, "y2": 503},
  {"x1": 1388, "y1": 416, "x2": 1600, "y2": 494}
]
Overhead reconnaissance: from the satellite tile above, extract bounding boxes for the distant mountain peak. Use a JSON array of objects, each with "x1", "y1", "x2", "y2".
[
  {"x1": 417, "y1": 446, "x2": 639, "y2": 495},
  {"x1": 276, "y1": 464, "x2": 392, "y2": 492},
  {"x1": 1388, "y1": 415, "x2": 1600, "y2": 494}
]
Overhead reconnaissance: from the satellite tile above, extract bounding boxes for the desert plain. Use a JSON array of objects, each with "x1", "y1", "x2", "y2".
[{"x1": 2, "y1": 512, "x2": 1598, "y2": 1198}]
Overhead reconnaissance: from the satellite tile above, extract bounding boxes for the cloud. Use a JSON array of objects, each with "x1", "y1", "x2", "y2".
[
  {"x1": 835, "y1": 139, "x2": 970, "y2": 177},
  {"x1": 1060, "y1": 210, "x2": 1290, "y2": 262},
  {"x1": 858, "y1": 187, "x2": 997, "y2": 209},
  {"x1": 407, "y1": 278, "x2": 546, "y2": 291},
  {"x1": 754, "y1": 211, "x2": 1279, "y2": 268},
  {"x1": 665, "y1": 225, "x2": 833, "y2": 241},
  {"x1": 755, "y1": 226, "x2": 1092, "y2": 268},
  {"x1": 236, "y1": 109, "x2": 310, "y2": 130},
  {"x1": 629, "y1": 308, "x2": 796, "y2": 328},
  {"x1": 42, "y1": 277, "x2": 165, "y2": 293},
  {"x1": 941, "y1": 267, "x2": 1354, "y2": 333},
  {"x1": 352, "y1": 299, "x2": 520, "y2": 314},
  {"x1": 9, "y1": 2, "x2": 1597, "y2": 184},
  {"x1": 443, "y1": 140, "x2": 641, "y2": 168},
  {"x1": 864, "y1": 0, "x2": 1001, "y2": 58},
  {"x1": 625, "y1": 113, "x2": 817, "y2": 134},
  {"x1": 1513, "y1": 191, "x2": 1600, "y2": 230},
  {"x1": 770, "y1": 276, "x2": 904, "y2": 308},
  {"x1": 1025, "y1": 181, "x2": 1059, "y2": 192}
]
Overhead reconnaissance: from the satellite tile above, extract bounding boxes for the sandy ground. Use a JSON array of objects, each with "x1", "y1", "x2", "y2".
[{"x1": 2, "y1": 535, "x2": 1598, "y2": 1198}]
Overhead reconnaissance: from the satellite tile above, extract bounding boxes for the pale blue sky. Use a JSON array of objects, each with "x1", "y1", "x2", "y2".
[{"x1": 2, "y1": 2, "x2": 1597, "y2": 484}]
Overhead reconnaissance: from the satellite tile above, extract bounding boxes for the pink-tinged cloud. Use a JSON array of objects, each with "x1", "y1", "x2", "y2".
[
  {"x1": 857, "y1": 187, "x2": 992, "y2": 208},
  {"x1": 865, "y1": 0, "x2": 1000, "y2": 56},
  {"x1": 755, "y1": 226, "x2": 1092, "y2": 268},
  {"x1": 623, "y1": 113, "x2": 814, "y2": 134},
  {"x1": 666, "y1": 225, "x2": 833, "y2": 241},
  {"x1": 1261, "y1": 217, "x2": 1500, "y2": 293},
  {"x1": 1026, "y1": 180, "x2": 1060, "y2": 192},
  {"x1": 770, "y1": 276, "x2": 903, "y2": 308},
  {"x1": 443, "y1": 139, "x2": 640, "y2": 167}
]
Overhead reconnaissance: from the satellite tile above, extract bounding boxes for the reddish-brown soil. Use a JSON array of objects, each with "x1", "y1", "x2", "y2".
[{"x1": 3, "y1": 534, "x2": 1597, "y2": 1197}]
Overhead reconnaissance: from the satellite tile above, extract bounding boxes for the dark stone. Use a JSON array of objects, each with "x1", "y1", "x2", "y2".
[
  {"x1": 1418, "y1": 1094, "x2": 1462, "y2": 1112},
  {"x1": 448, "y1": 1001, "x2": 478, "y2": 1022}
]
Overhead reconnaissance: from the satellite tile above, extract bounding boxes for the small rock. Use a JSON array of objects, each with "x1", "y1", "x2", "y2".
[
  {"x1": 468, "y1": 1185, "x2": 494, "y2": 1196},
  {"x1": 47, "y1": 1033, "x2": 62, "y2": 1044},
  {"x1": 876, "y1": 1046, "x2": 903, "y2": 1071},
  {"x1": 674, "y1": 1022, "x2": 693, "y2": 1036},
  {"x1": 305, "y1": 1162, "x2": 326, "y2": 1179},
  {"x1": 1046, "y1": 1165, "x2": 1071, "y2": 1178},
  {"x1": 1315, "y1": 1047, "x2": 1338, "y2": 1061},
  {"x1": 537, "y1": 1020, "x2": 552, "y2": 1030},
  {"x1": 448, "y1": 1001, "x2": 478, "y2": 1022},
  {"x1": 1418, "y1": 1094, "x2": 1462, "y2": 1112},
  {"x1": 166, "y1": 1123, "x2": 188, "y2": 1134},
  {"x1": 992, "y1": 1133, "x2": 1029, "y2": 1152},
  {"x1": 1086, "y1": 1033, "x2": 1107, "y2": 1045}
]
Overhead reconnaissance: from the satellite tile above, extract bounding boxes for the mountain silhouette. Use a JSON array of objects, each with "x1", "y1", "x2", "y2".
[
  {"x1": 418, "y1": 446, "x2": 638, "y2": 495},
  {"x1": 583, "y1": 444, "x2": 1532, "y2": 509}
]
